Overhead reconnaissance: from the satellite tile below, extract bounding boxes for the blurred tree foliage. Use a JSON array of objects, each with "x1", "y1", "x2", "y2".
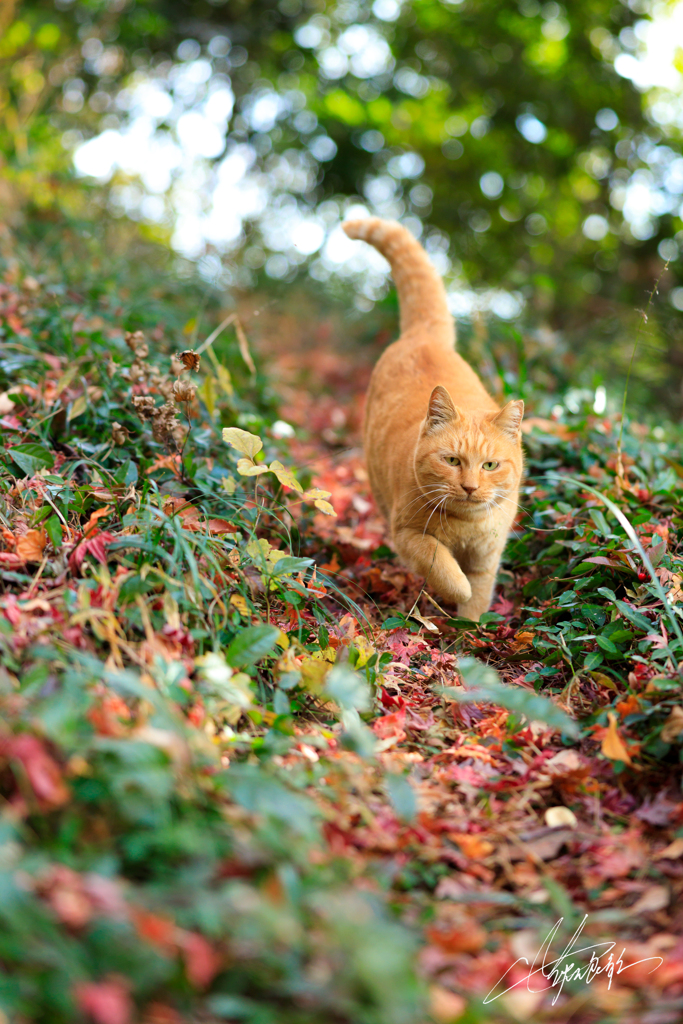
[{"x1": 3, "y1": 0, "x2": 683, "y2": 346}]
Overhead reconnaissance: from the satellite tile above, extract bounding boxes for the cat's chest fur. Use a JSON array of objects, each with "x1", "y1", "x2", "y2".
[{"x1": 431, "y1": 508, "x2": 509, "y2": 566}]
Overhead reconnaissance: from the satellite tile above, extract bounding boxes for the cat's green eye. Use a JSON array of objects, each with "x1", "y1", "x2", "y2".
[
  {"x1": 482, "y1": 460, "x2": 499, "y2": 471},
  {"x1": 446, "y1": 455, "x2": 460, "y2": 466}
]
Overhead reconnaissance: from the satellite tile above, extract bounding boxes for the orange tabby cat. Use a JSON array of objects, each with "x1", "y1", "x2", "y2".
[{"x1": 343, "y1": 217, "x2": 524, "y2": 621}]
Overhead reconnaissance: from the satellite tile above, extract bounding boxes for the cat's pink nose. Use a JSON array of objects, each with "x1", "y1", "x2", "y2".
[{"x1": 462, "y1": 484, "x2": 478, "y2": 495}]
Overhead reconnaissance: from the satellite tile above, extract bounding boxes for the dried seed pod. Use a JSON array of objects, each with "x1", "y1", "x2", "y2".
[
  {"x1": 151, "y1": 401, "x2": 179, "y2": 443},
  {"x1": 172, "y1": 378, "x2": 196, "y2": 403},
  {"x1": 172, "y1": 421, "x2": 188, "y2": 446},
  {"x1": 178, "y1": 349, "x2": 200, "y2": 372},
  {"x1": 170, "y1": 355, "x2": 185, "y2": 376},
  {"x1": 128, "y1": 359, "x2": 149, "y2": 383},
  {"x1": 125, "y1": 330, "x2": 145, "y2": 352},
  {"x1": 132, "y1": 395, "x2": 157, "y2": 420},
  {"x1": 111, "y1": 422, "x2": 130, "y2": 446}
]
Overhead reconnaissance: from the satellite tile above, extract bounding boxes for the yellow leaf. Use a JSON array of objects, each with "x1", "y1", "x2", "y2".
[
  {"x1": 215, "y1": 363, "x2": 233, "y2": 397},
  {"x1": 236, "y1": 458, "x2": 269, "y2": 477},
  {"x1": 269, "y1": 459, "x2": 303, "y2": 494},
  {"x1": 54, "y1": 363, "x2": 80, "y2": 396},
  {"x1": 601, "y1": 711, "x2": 632, "y2": 765},
  {"x1": 276, "y1": 630, "x2": 290, "y2": 649},
  {"x1": 299, "y1": 656, "x2": 329, "y2": 695},
  {"x1": 229, "y1": 593, "x2": 250, "y2": 616},
  {"x1": 353, "y1": 635, "x2": 376, "y2": 668},
  {"x1": 222, "y1": 427, "x2": 263, "y2": 459},
  {"x1": 589, "y1": 671, "x2": 618, "y2": 692},
  {"x1": 68, "y1": 394, "x2": 88, "y2": 421},
  {"x1": 246, "y1": 538, "x2": 271, "y2": 563},
  {"x1": 221, "y1": 475, "x2": 237, "y2": 495},
  {"x1": 183, "y1": 317, "x2": 196, "y2": 335},
  {"x1": 314, "y1": 498, "x2": 337, "y2": 516},
  {"x1": 163, "y1": 592, "x2": 180, "y2": 631},
  {"x1": 197, "y1": 375, "x2": 216, "y2": 417},
  {"x1": 408, "y1": 610, "x2": 440, "y2": 633},
  {"x1": 303, "y1": 488, "x2": 332, "y2": 501}
]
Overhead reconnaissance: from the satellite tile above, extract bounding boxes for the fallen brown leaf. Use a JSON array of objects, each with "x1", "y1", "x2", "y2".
[
  {"x1": 660, "y1": 705, "x2": 683, "y2": 743},
  {"x1": 601, "y1": 711, "x2": 633, "y2": 765},
  {"x1": 15, "y1": 528, "x2": 47, "y2": 562}
]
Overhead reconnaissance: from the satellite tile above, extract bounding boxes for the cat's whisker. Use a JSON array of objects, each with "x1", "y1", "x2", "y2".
[
  {"x1": 398, "y1": 487, "x2": 449, "y2": 522},
  {"x1": 431, "y1": 496, "x2": 449, "y2": 539},
  {"x1": 492, "y1": 490, "x2": 531, "y2": 514},
  {"x1": 400, "y1": 486, "x2": 448, "y2": 511},
  {"x1": 421, "y1": 495, "x2": 448, "y2": 539},
  {"x1": 493, "y1": 494, "x2": 522, "y2": 510},
  {"x1": 490, "y1": 492, "x2": 539, "y2": 526}
]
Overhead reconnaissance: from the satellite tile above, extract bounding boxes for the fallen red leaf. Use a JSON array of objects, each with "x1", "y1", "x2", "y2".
[
  {"x1": 84, "y1": 505, "x2": 113, "y2": 538},
  {"x1": 179, "y1": 931, "x2": 222, "y2": 988},
  {"x1": 4, "y1": 734, "x2": 70, "y2": 808},
  {"x1": 132, "y1": 909, "x2": 177, "y2": 954},
  {"x1": 75, "y1": 978, "x2": 132, "y2": 1024}
]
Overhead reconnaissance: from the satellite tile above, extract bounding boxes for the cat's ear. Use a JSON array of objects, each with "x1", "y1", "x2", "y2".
[
  {"x1": 492, "y1": 400, "x2": 524, "y2": 440},
  {"x1": 425, "y1": 386, "x2": 458, "y2": 432}
]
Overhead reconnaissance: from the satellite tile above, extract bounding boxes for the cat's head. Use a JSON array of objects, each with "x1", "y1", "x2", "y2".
[{"x1": 414, "y1": 385, "x2": 524, "y2": 515}]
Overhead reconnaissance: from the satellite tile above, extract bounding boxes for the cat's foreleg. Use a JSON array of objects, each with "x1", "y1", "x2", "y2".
[
  {"x1": 458, "y1": 547, "x2": 505, "y2": 621},
  {"x1": 392, "y1": 529, "x2": 472, "y2": 607}
]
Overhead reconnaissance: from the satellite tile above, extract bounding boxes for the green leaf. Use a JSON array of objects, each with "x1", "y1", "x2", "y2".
[
  {"x1": 223, "y1": 766, "x2": 318, "y2": 838},
  {"x1": 617, "y1": 602, "x2": 654, "y2": 634},
  {"x1": 206, "y1": 995, "x2": 258, "y2": 1020},
  {"x1": 584, "y1": 652, "x2": 603, "y2": 670},
  {"x1": 608, "y1": 629, "x2": 634, "y2": 645},
  {"x1": 596, "y1": 635, "x2": 618, "y2": 654},
  {"x1": 441, "y1": 657, "x2": 579, "y2": 737},
  {"x1": 385, "y1": 773, "x2": 417, "y2": 822},
  {"x1": 325, "y1": 664, "x2": 371, "y2": 712},
  {"x1": 8, "y1": 443, "x2": 55, "y2": 477},
  {"x1": 226, "y1": 625, "x2": 280, "y2": 667},
  {"x1": 588, "y1": 508, "x2": 610, "y2": 536},
  {"x1": 45, "y1": 515, "x2": 62, "y2": 549},
  {"x1": 597, "y1": 588, "x2": 652, "y2": 633},
  {"x1": 269, "y1": 556, "x2": 314, "y2": 577},
  {"x1": 340, "y1": 709, "x2": 377, "y2": 758}
]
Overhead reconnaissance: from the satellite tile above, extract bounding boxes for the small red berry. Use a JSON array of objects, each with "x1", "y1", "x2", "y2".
[{"x1": 637, "y1": 570, "x2": 648, "y2": 582}]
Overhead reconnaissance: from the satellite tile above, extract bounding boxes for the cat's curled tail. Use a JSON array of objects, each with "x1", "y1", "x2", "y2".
[{"x1": 343, "y1": 217, "x2": 454, "y2": 345}]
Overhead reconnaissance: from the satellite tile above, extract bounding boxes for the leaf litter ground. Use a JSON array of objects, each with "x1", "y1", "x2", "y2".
[{"x1": 1, "y1": 267, "x2": 683, "y2": 1024}]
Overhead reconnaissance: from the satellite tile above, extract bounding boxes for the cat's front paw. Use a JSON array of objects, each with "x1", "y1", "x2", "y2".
[{"x1": 437, "y1": 574, "x2": 472, "y2": 607}]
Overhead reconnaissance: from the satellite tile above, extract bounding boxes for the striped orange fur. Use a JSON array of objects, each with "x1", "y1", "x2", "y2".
[{"x1": 343, "y1": 217, "x2": 524, "y2": 620}]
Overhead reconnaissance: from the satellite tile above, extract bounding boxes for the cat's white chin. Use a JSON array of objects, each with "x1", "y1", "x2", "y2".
[{"x1": 446, "y1": 497, "x2": 489, "y2": 518}]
